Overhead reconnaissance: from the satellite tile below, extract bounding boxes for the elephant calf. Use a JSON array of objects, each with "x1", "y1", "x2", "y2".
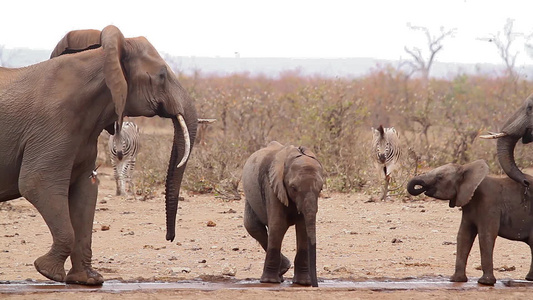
[
  {"x1": 407, "y1": 160, "x2": 533, "y2": 285},
  {"x1": 242, "y1": 141, "x2": 324, "y2": 287}
]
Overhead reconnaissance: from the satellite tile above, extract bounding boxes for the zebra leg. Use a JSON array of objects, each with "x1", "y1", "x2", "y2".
[
  {"x1": 381, "y1": 175, "x2": 390, "y2": 201},
  {"x1": 119, "y1": 161, "x2": 128, "y2": 196},
  {"x1": 125, "y1": 158, "x2": 135, "y2": 194},
  {"x1": 112, "y1": 160, "x2": 122, "y2": 196},
  {"x1": 113, "y1": 160, "x2": 128, "y2": 196}
]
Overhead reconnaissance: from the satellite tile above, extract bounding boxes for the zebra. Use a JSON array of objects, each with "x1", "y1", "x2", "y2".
[
  {"x1": 109, "y1": 121, "x2": 141, "y2": 196},
  {"x1": 371, "y1": 125, "x2": 401, "y2": 200}
]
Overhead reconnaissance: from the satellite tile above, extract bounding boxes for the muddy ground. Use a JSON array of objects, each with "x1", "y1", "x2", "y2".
[{"x1": 1, "y1": 167, "x2": 533, "y2": 299}]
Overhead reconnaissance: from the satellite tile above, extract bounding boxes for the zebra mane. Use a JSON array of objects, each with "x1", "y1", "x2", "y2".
[{"x1": 377, "y1": 125, "x2": 385, "y2": 138}]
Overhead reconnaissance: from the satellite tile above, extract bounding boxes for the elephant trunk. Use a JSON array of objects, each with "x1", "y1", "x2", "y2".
[
  {"x1": 497, "y1": 135, "x2": 529, "y2": 187},
  {"x1": 165, "y1": 113, "x2": 197, "y2": 242},
  {"x1": 307, "y1": 239, "x2": 318, "y2": 287},
  {"x1": 305, "y1": 213, "x2": 318, "y2": 287},
  {"x1": 407, "y1": 178, "x2": 427, "y2": 196}
]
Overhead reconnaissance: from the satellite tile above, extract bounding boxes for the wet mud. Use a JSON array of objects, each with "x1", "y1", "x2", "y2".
[{"x1": 2, "y1": 277, "x2": 533, "y2": 294}]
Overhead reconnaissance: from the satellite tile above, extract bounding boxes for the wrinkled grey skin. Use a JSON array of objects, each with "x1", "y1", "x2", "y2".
[
  {"x1": 407, "y1": 160, "x2": 533, "y2": 285},
  {"x1": 0, "y1": 26, "x2": 197, "y2": 285},
  {"x1": 486, "y1": 94, "x2": 533, "y2": 187},
  {"x1": 242, "y1": 141, "x2": 324, "y2": 287}
]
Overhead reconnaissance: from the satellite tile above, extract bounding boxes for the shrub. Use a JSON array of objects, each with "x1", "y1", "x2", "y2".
[{"x1": 114, "y1": 67, "x2": 533, "y2": 200}]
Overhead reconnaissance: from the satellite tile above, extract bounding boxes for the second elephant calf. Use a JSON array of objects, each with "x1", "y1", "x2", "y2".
[
  {"x1": 407, "y1": 160, "x2": 533, "y2": 285},
  {"x1": 242, "y1": 141, "x2": 324, "y2": 287}
]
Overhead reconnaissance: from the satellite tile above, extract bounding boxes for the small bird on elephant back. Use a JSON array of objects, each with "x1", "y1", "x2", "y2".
[{"x1": 242, "y1": 141, "x2": 324, "y2": 287}]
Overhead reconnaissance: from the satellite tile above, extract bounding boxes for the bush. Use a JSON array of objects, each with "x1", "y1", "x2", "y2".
[{"x1": 115, "y1": 67, "x2": 533, "y2": 199}]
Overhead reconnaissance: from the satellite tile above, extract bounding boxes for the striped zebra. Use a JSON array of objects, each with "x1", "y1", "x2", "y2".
[
  {"x1": 109, "y1": 121, "x2": 141, "y2": 196},
  {"x1": 371, "y1": 125, "x2": 401, "y2": 200}
]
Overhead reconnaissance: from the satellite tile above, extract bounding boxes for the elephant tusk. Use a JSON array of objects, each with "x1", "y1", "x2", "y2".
[
  {"x1": 479, "y1": 131, "x2": 508, "y2": 139},
  {"x1": 198, "y1": 118, "x2": 216, "y2": 124},
  {"x1": 176, "y1": 114, "x2": 191, "y2": 169}
]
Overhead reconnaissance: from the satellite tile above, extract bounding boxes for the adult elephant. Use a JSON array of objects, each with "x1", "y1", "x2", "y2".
[
  {"x1": 242, "y1": 141, "x2": 324, "y2": 287},
  {"x1": 0, "y1": 25, "x2": 197, "y2": 285},
  {"x1": 407, "y1": 160, "x2": 533, "y2": 285},
  {"x1": 480, "y1": 94, "x2": 533, "y2": 187}
]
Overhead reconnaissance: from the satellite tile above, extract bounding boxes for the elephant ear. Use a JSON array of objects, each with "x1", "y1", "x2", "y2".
[
  {"x1": 269, "y1": 145, "x2": 291, "y2": 207},
  {"x1": 455, "y1": 160, "x2": 489, "y2": 207},
  {"x1": 101, "y1": 25, "x2": 128, "y2": 158},
  {"x1": 50, "y1": 29, "x2": 102, "y2": 58}
]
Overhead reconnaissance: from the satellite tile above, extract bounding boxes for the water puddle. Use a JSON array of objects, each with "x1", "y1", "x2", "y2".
[{"x1": 1, "y1": 277, "x2": 532, "y2": 294}]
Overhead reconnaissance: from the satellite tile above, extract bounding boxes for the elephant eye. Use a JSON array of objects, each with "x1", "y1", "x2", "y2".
[{"x1": 158, "y1": 67, "x2": 167, "y2": 83}]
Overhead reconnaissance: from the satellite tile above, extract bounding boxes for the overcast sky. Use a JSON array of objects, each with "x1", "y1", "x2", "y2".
[{"x1": 1, "y1": 0, "x2": 532, "y2": 65}]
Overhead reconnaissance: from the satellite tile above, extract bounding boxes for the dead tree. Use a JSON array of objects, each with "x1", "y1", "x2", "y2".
[{"x1": 402, "y1": 25, "x2": 455, "y2": 159}]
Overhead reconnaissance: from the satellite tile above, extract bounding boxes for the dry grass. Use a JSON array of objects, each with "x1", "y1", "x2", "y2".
[{"x1": 99, "y1": 68, "x2": 533, "y2": 198}]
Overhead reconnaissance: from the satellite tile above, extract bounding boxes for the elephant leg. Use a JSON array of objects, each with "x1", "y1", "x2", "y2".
[
  {"x1": 477, "y1": 228, "x2": 498, "y2": 285},
  {"x1": 450, "y1": 220, "x2": 476, "y2": 283},
  {"x1": 244, "y1": 202, "x2": 291, "y2": 280},
  {"x1": 261, "y1": 224, "x2": 289, "y2": 284},
  {"x1": 65, "y1": 171, "x2": 103, "y2": 285},
  {"x1": 293, "y1": 220, "x2": 311, "y2": 286},
  {"x1": 19, "y1": 168, "x2": 73, "y2": 282},
  {"x1": 526, "y1": 235, "x2": 533, "y2": 281}
]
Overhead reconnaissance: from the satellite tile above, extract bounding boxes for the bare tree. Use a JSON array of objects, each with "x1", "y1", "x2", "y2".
[
  {"x1": 403, "y1": 24, "x2": 456, "y2": 80},
  {"x1": 522, "y1": 30, "x2": 533, "y2": 82},
  {"x1": 401, "y1": 25, "x2": 455, "y2": 159},
  {"x1": 480, "y1": 19, "x2": 521, "y2": 79}
]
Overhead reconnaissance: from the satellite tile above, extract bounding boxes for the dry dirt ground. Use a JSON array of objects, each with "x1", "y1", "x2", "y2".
[{"x1": 1, "y1": 167, "x2": 533, "y2": 299}]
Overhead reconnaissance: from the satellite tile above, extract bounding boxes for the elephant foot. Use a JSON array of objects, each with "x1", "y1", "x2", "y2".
[
  {"x1": 293, "y1": 273, "x2": 312, "y2": 286},
  {"x1": 525, "y1": 271, "x2": 533, "y2": 281},
  {"x1": 65, "y1": 268, "x2": 104, "y2": 285},
  {"x1": 280, "y1": 255, "x2": 291, "y2": 277},
  {"x1": 260, "y1": 273, "x2": 282, "y2": 284},
  {"x1": 450, "y1": 273, "x2": 467, "y2": 282},
  {"x1": 478, "y1": 275, "x2": 496, "y2": 286},
  {"x1": 34, "y1": 255, "x2": 66, "y2": 282}
]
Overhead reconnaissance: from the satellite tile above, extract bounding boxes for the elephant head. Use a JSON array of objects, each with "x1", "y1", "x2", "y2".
[
  {"x1": 271, "y1": 144, "x2": 323, "y2": 287},
  {"x1": 407, "y1": 160, "x2": 489, "y2": 207},
  {"x1": 480, "y1": 94, "x2": 533, "y2": 187},
  {"x1": 51, "y1": 26, "x2": 198, "y2": 242}
]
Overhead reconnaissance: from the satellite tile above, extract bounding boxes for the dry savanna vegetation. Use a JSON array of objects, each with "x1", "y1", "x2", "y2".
[{"x1": 97, "y1": 66, "x2": 533, "y2": 201}]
